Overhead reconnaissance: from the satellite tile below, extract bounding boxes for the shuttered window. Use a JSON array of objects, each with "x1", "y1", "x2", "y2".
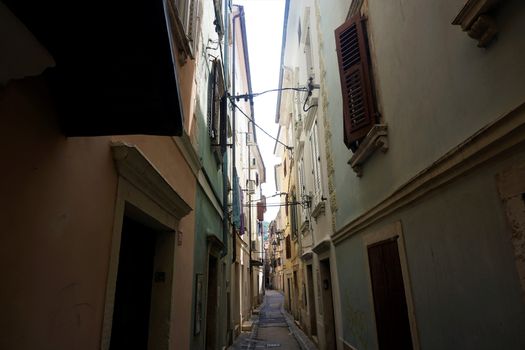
[
  {"x1": 175, "y1": 0, "x2": 200, "y2": 53},
  {"x1": 297, "y1": 158, "x2": 308, "y2": 222},
  {"x1": 208, "y1": 59, "x2": 225, "y2": 146},
  {"x1": 335, "y1": 15, "x2": 376, "y2": 151},
  {"x1": 291, "y1": 193, "x2": 298, "y2": 239},
  {"x1": 309, "y1": 120, "x2": 322, "y2": 205}
]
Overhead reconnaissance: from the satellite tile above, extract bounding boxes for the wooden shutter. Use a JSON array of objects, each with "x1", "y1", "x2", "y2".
[
  {"x1": 335, "y1": 15, "x2": 375, "y2": 150},
  {"x1": 207, "y1": 61, "x2": 217, "y2": 139},
  {"x1": 291, "y1": 194, "x2": 298, "y2": 239}
]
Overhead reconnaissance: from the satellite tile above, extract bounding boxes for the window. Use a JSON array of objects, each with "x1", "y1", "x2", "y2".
[
  {"x1": 172, "y1": 0, "x2": 201, "y2": 58},
  {"x1": 304, "y1": 27, "x2": 315, "y2": 81},
  {"x1": 335, "y1": 15, "x2": 377, "y2": 152},
  {"x1": 297, "y1": 158, "x2": 308, "y2": 222},
  {"x1": 291, "y1": 193, "x2": 298, "y2": 240},
  {"x1": 213, "y1": 0, "x2": 224, "y2": 39},
  {"x1": 207, "y1": 59, "x2": 225, "y2": 157},
  {"x1": 309, "y1": 120, "x2": 322, "y2": 205}
]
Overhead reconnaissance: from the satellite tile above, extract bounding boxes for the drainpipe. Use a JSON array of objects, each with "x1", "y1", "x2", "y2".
[{"x1": 247, "y1": 124, "x2": 253, "y2": 308}]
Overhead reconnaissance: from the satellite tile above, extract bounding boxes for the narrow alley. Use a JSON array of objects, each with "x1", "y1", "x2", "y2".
[
  {"x1": 230, "y1": 290, "x2": 316, "y2": 350},
  {"x1": 1, "y1": 0, "x2": 525, "y2": 349}
]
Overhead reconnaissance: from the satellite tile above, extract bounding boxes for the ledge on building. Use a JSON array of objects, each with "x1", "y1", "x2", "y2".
[
  {"x1": 112, "y1": 142, "x2": 192, "y2": 219},
  {"x1": 452, "y1": 0, "x2": 500, "y2": 47},
  {"x1": 312, "y1": 239, "x2": 331, "y2": 255},
  {"x1": 301, "y1": 251, "x2": 313, "y2": 261},
  {"x1": 207, "y1": 233, "x2": 225, "y2": 257},
  {"x1": 348, "y1": 124, "x2": 388, "y2": 177}
]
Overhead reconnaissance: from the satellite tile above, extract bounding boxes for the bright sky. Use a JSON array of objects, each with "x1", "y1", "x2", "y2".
[{"x1": 233, "y1": 0, "x2": 286, "y2": 222}]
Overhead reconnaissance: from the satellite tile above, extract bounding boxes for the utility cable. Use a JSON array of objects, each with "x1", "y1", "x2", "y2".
[
  {"x1": 232, "y1": 87, "x2": 309, "y2": 100},
  {"x1": 229, "y1": 100, "x2": 293, "y2": 151}
]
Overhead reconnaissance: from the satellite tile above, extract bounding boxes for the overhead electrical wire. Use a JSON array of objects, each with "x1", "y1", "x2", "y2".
[
  {"x1": 231, "y1": 87, "x2": 309, "y2": 100},
  {"x1": 227, "y1": 81, "x2": 320, "y2": 152},
  {"x1": 229, "y1": 99, "x2": 293, "y2": 151}
]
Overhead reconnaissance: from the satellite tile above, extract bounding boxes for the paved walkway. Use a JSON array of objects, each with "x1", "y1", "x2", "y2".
[{"x1": 229, "y1": 290, "x2": 317, "y2": 350}]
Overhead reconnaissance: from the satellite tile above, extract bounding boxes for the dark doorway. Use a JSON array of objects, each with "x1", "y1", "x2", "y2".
[
  {"x1": 205, "y1": 255, "x2": 218, "y2": 350},
  {"x1": 293, "y1": 270, "x2": 299, "y2": 319},
  {"x1": 368, "y1": 238, "x2": 413, "y2": 350},
  {"x1": 306, "y1": 264, "x2": 317, "y2": 336},
  {"x1": 110, "y1": 216, "x2": 157, "y2": 349},
  {"x1": 320, "y1": 259, "x2": 336, "y2": 350},
  {"x1": 287, "y1": 277, "x2": 292, "y2": 312}
]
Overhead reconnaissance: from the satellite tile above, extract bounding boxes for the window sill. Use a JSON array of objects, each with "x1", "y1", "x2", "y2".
[
  {"x1": 311, "y1": 201, "x2": 325, "y2": 219},
  {"x1": 348, "y1": 124, "x2": 388, "y2": 177},
  {"x1": 452, "y1": 0, "x2": 500, "y2": 47}
]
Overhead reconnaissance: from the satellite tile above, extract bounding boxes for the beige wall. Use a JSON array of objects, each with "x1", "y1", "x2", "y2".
[
  {"x1": 0, "y1": 78, "x2": 118, "y2": 349},
  {"x1": 0, "y1": 76, "x2": 197, "y2": 349}
]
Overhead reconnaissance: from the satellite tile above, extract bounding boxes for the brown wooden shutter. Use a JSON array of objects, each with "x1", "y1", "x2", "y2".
[
  {"x1": 207, "y1": 61, "x2": 217, "y2": 140},
  {"x1": 335, "y1": 15, "x2": 375, "y2": 150}
]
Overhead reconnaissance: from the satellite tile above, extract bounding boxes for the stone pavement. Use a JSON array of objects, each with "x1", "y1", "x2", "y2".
[{"x1": 228, "y1": 290, "x2": 317, "y2": 350}]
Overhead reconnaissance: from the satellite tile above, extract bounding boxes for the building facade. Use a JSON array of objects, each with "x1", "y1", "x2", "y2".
[
  {"x1": 229, "y1": 3, "x2": 267, "y2": 338},
  {"x1": 0, "y1": 0, "x2": 204, "y2": 348},
  {"x1": 288, "y1": 0, "x2": 525, "y2": 349},
  {"x1": 273, "y1": 1, "x2": 343, "y2": 349},
  {"x1": 1, "y1": 0, "x2": 265, "y2": 349}
]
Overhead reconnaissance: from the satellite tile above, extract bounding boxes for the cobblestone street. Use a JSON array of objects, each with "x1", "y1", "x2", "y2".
[{"x1": 229, "y1": 290, "x2": 317, "y2": 350}]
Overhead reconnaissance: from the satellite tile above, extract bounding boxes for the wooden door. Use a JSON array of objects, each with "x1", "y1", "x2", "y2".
[{"x1": 368, "y1": 238, "x2": 413, "y2": 350}]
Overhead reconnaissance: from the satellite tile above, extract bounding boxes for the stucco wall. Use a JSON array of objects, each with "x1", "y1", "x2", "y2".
[
  {"x1": 0, "y1": 79, "x2": 118, "y2": 350},
  {"x1": 190, "y1": 186, "x2": 226, "y2": 350},
  {"x1": 335, "y1": 145, "x2": 525, "y2": 349},
  {"x1": 317, "y1": 0, "x2": 525, "y2": 228},
  {"x1": 0, "y1": 77, "x2": 198, "y2": 349}
]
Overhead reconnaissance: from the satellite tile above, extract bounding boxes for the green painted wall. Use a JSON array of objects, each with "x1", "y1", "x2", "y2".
[
  {"x1": 316, "y1": 0, "x2": 525, "y2": 227},
  {"x1": 336, "y1": 147, "x2": 525, "y2": 349},
  {"x1": 190, "y1": 56, "x2": 231, "y2": 350}
]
